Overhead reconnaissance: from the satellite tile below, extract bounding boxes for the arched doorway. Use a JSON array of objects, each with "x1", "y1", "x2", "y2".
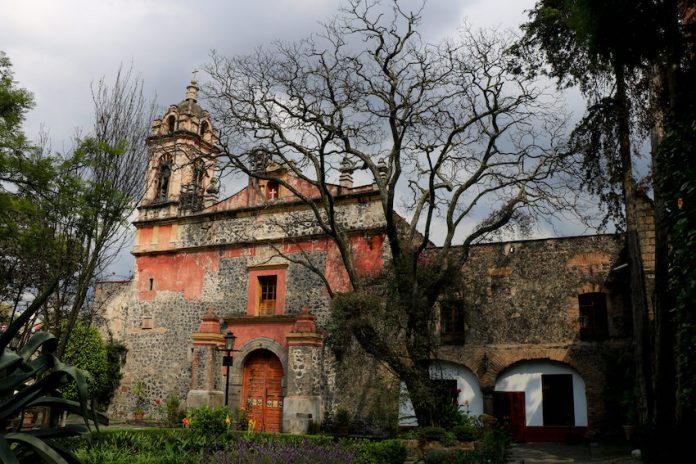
[
  {"x1": 495, "y1": 360, "x2": 588, "y2": 442},
  {"x1": 242, "y1": 349, "x2": 284, "y2": 432}
]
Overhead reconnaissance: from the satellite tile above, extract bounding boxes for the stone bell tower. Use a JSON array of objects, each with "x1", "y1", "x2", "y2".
[{"x1": 139, "y1": 74, "x2": 220, "y2": 220}]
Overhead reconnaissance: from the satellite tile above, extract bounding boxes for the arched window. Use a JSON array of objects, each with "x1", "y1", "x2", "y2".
[
  {"x1": 192, "y1": 158, "x2": 206, "y2": 189},
  {"x1": 200, "y1": 120, "x2": 209, "y2": 137},
  {"x1": 156, "y1": 154, "x2": 172, "y2": 200},
  {"x1": 167, "y1": 115, "x2": 176, "y2": 134}
]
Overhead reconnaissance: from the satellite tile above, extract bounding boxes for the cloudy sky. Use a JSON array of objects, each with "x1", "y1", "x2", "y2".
[
  {"x1": 3, "y1": 0, "x2": 593, "y2": 277},
  {"x1": 2, "y1": 0, "x2": 547, "y2": 148}
]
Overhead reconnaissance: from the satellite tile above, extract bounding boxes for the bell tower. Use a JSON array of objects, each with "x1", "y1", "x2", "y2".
[{"x1": 139, "y1": 74, "x2": 220, "y2": 220}]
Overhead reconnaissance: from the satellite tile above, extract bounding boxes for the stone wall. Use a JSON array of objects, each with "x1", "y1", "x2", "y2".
[
  {"x1": 433, "y1": 233, "x2": 631, "y2": 433},
  {"x1": 458, "y1": 234, "x2": 627, "y2": 345}
]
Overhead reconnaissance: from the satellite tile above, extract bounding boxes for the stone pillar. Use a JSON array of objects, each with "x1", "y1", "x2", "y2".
[
  {"x1": 283, "y1": 307, "x2": 324, "y2": 434},
  {"x1": 187, "y1": 309, "x2": 225, "y2": 409}
]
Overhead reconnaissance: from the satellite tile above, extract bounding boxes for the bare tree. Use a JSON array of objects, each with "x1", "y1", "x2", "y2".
[
  {"x1": 53, "y1": 65, "x2": 155, "y2": 355},
  {"x1": 204, "y1": 0, "x2": 576, "y2": 425}
]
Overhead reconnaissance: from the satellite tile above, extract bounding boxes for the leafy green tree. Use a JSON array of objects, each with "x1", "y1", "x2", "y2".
[
  {"x1": 0, "y1": 53, "x2": 153, "y2": 358},
  {"x1": 519, "y1": 0, "x2": 662, "y2": 427},
  {"x1": 521, "y1": 1, "x2": 696, "y2": 454},
  {"x1": 61, "y1": 321, "x2": 114, "y2": 410}
]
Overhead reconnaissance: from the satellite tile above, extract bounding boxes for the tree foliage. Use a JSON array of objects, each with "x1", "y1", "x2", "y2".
[
  {"x1": 519, "y1": 0, "x2": 660, "y2": 427},
  {"x1": 0, "y1": 53, "x2": 154, "y2": 357},
  {"x1": 61, "y1": 321, "x2": 114, "y2": 410}
]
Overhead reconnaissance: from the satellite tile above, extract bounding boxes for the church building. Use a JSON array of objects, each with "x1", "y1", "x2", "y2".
[{"x1": 96, "y1": 79, "x2": 653, "y2": 441}]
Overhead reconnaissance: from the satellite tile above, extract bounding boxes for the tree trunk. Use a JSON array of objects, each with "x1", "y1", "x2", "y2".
[
  {"x1": 403, "y1": 368, "x2": 437, "y2": 427},
  {"x1": 615, "y1": 62, "x2": 653, "y2": 427},
  {"x1": 651, "y1": 62, "x2": 677, "y2": 443}
]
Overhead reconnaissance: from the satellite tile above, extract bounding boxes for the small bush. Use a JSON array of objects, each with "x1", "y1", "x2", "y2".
[
  {"x1": 417, "y1": 426, "x2": 447, "y2": 443},
  {"x1": 187, "y1": 405, "x2": 230, "y2": 437},
  {"x1": 165, "y1": 395, "x2": 185, "y2": 427},
  {"x1": 440, "y1": 431, "x2": 458, "y2": 447},
  {"x1": 357, "y1": 439, "x2": 407, "y2": 464},
  {"x1": 335, "y1": 406, "x2": 351, "y2": 427},
  {"x1": 451, "y1": 423, "x2": 477, "y2": 442}
]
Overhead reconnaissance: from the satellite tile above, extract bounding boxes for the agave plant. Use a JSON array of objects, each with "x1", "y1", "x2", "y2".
[{"x1": 0, "y1": 282, "x2": 108, "y2": 463}]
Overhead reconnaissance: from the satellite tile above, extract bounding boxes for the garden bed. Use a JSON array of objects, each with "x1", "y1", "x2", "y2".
[{"x1": 62, "y1": 429, "x2": 406, "y2": 464}]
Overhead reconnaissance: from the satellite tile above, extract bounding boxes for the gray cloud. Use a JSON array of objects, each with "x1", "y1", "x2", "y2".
[{"x1": 6, "y1": 0, "x2": 580, "y2": 278}]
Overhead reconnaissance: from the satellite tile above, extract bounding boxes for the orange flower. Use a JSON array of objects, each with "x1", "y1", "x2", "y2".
[{"x1": 182, "y1": 417, "x2": 190, "y2": 427}]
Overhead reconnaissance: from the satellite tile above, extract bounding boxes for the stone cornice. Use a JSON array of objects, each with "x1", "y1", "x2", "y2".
[
  {"x1": 131, "y1": 225, "x2": 386, "y2": 256},
  {"x1": 132, "y1": 189, "x2": 381, "y2": 228},
  {"x1": 286, "y1": 332, "x2": 324, "y2": 347},
  {"x1": 224, "y1": 315, "x2": 297, "y2": 325},
  {"x1": 146, "y1": 131, "x2": 220, "y2": 154},
  {"x1": 192, "y1": 332, "x2": 224, "y2": 346}
]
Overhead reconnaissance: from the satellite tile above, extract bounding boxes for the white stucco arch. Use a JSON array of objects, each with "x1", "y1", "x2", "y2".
[
  {"x1": 494, "y1": 360, "x2": 587, "y2": 427},
  {"x1": 399, "y1": 361, "x2": 483, "y2": 426}
]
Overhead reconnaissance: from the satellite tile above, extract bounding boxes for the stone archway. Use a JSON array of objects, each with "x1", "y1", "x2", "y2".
[
  {"x1": 242, "y1": 349, "x2": 284, "y2": 432},
  {"x1": 494, "y1": 359, "x2": 588, "y2": 442},
  {"x1": 226, "y1": 337, "x2": 288, "y2": 422}
]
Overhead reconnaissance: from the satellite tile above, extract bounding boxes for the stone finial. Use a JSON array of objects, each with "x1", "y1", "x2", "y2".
[
  {"x1": 292, "y1": 306, "x2": 317, "y2": 333},
  {"x1": 206, "y1": 177, "x2": 220, "y2": 195},
  {"x1": 377, "y1": 158, "x2": 388, "y2": 180},
  {"x1": 339, "y1": 157, "x2": 354, "y2": 189},
  {"x1": 198, "y1": 308, "x2": 220, "y2": 333},
  {"x1": 185, "y1": 71, "x2": 199, "y2": 102}
]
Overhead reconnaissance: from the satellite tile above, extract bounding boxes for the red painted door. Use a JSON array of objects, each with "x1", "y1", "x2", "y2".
[
  {"x1": 494, "y1": 391, "x2": 526, "y2": 441},
  {"x1": 242, "y1": 350, "x2": 284, "y2": 432}
]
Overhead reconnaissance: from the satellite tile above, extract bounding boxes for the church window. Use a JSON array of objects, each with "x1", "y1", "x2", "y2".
[
  {"x1": 193, "y1": 159, "x2": 206, "y2": 189},
  {"x1": 257, "y1": 276, "x2": 277, "y2": 316},
  {"x1": 440, "y1": 303, "x2": 465, "y2": 345},
  {"x1": 200, "y1": 120, "x2": 209, "y2": 136},
  {"x1": 578, "y1": 292, "x2": 608, "y2": 340},
  {"x1": 246, "y1": 266, "x2": 287, "y2": 316},
  {"x1": 265, "y1": 180, "x2": 279, "y2": 200},
  {"x1": 156, "y1": 155, "x2": 172, "y2": 201},
  {"x1": 167, "y1": 115, "x2": 176, "y2": 134}
]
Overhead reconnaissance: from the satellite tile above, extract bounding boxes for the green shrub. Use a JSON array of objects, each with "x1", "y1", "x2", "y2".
[
  {"x1": 103, "y1": 342, "x2": 127, "y2": 407},
  {"x1": 440, "y1": 431, "x2": 458, "y2": 447},
  {"x1": 476, "y1": 423, "x2": 510, "y2": 464},
  {"x1": 417, "y1": 426, "x2": 447, "y2": 443},
  {"x1": 452, "y1": 423, "x2": 477, "y2": 442},
  {"x1": 357, "y1": 439, "x2": 407, "y2": 464},
  {"x1": 165, "y1": 394, "x2": 185, "y2": 427},
  {"x1": 335, "y1": 406, "x2": 351, "y2": 427},
  {"x1": 187, "y1": 405, "x2": 230, "y2": 436}
]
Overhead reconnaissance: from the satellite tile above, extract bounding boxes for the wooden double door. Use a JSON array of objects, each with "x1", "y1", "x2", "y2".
[{"x1": 242, "y1": 350, "x2": 284, "y2": 432}]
